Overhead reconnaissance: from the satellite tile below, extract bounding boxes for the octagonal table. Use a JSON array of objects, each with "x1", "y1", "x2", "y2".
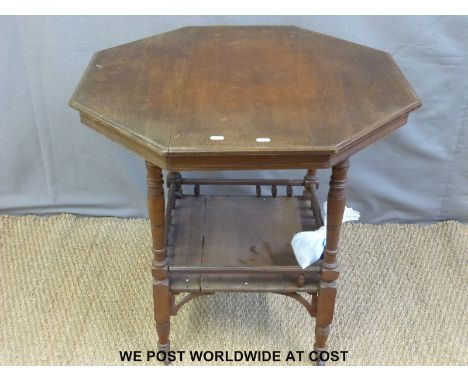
[{"x1": 70, "y1": 26, "x2": 421, "y2": 364}]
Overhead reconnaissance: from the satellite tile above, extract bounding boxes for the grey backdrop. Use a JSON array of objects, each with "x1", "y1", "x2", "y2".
[{"x1": 1, "y1": 16, "x2": 467, "y2": 223}]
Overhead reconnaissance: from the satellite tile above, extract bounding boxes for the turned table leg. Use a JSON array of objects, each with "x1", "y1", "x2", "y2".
[
  {"x1": 314, "y1": 159, "x2": 349, "y2": 365},
  {"x1": 167, "y1": 171, "x2": 183, "y2": 202},
  {"x1": 304, "y1": 169, "x2": 323, "y2": 228},
  {"x1": 146, "y1": 161, "x2": 171, "y2": 362}
]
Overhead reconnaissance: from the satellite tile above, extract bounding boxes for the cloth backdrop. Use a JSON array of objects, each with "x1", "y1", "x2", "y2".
[{"x1": 1, "y1": 16, "x2": 467, "y2": 223}]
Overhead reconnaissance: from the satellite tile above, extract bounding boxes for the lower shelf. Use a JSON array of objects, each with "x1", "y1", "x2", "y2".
[{"x1": 167, "y1": 195, "x2": 321, "y2": 293}]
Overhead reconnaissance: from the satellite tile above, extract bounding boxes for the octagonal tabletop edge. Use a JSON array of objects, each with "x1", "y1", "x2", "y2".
[{"x1": 70, "y1": 26, "x2": 421, "y2": 169}]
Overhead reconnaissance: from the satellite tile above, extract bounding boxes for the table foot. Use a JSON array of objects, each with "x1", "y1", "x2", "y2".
[
  {"x1": 158, "y1": 341, "x2": 171, "y2": 365},
  {"x1": 316, "y1": 359, "x2": 326, "y2": 366},
  {"x1": 313, "y1": 345, "x2": 328, "y2": 366}
]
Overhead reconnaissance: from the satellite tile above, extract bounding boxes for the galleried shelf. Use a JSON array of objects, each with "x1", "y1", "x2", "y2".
[{"x1": 167, "y1": 195, "x2": 322, "y2": 293}]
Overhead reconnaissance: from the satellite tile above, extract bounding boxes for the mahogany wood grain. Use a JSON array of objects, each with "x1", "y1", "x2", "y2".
[
  {"x1": 314, "y1": 159, "x2": 349, "y2": 361},
  {"x1": 146, "y1": 162, "x2": 171, "y2": 354},
  {"x1": 70, "y1": 26, "x2": 421, "y2": 171},
  {"x1": 166, "y1": 196, "x2": 320, "y2": 293},
  {"x1": 166, "y1": 195, "x2": 206, "y2": 292}
]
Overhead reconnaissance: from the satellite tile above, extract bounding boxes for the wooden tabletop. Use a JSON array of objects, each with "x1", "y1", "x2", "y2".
[{"x1": 70, "y1": 26, "x2": 421, "y2": 170}]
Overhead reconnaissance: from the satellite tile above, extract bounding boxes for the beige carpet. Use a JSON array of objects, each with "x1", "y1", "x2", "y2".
[{"x1": 0, "y1": 214, "x2": 467, "y2": 366}]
